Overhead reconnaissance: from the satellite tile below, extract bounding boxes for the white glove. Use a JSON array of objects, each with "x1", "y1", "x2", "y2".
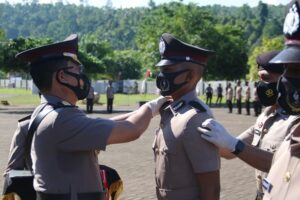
[
  {"x1": 197, "y1": 118, "x2": 238, "y2": 152},
  {"x1": 145, "y1": 96, "x2": 169, "y2": 117}
]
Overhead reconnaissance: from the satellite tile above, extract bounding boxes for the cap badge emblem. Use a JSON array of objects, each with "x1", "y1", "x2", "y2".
[
  {"x1": 284, "y1": 2, "x2": 300, "y2": 36},
  {"x1": 159, "y1": 39, "x2": 166, "y2": 55}
]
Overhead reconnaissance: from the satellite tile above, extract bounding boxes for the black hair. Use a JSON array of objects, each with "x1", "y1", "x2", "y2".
[{"x1": 30, "y1": 57, "x2": 70, "y2": 91}]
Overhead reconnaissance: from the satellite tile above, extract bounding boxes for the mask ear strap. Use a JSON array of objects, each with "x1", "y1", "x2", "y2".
[{"x1": 63, "y1": 70, "x2": 81, "y2": 86}]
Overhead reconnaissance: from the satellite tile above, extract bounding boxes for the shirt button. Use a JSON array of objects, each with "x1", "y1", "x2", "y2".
[
  {"x1": 263, "y1": 129, "x2": 268, "y2": 133},
  {"x1": 284, "y1": 171, "x2": 291, "y2": 182}
]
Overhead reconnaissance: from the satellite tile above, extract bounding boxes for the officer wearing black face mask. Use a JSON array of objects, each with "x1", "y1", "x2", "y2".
[
  {"x1": 198, "y1": 2, "x2": 300, "y2": 200},
  {"x1": 154, "y1": 33, "x2": 221, "y2": 200},
  {"x1": 198, "y1": 49, "x2": 298, "y2": 200},
  {"x1": 261, "y1": 1, "x2": 300, "y2": 199},
  {"x1": 10, "y1": 34, "x2": 169, "y2": 200},
  {"x1": 256, "y1": 51, "x2": 284, "y2": 108}
]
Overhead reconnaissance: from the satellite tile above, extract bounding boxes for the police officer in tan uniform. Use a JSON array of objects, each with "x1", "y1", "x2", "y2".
[
  {"x1": 154, "y1": 33, "x2": 220, "y2": 200},
  {"x1": 245, "y1": 81, "x2": 251, "y2": 115},
  {"x1": 86, "y1": 85, "x2": 94, "y2": 113},
  {"x1": 198, "y1": 49, "x2": 300, "y2": 200},
  {"x1": 236, "y1": 80, "x2": 242, "y2": 114},
  {"x1": 261, "y1": 1, "x2": 300, "y2": 199},
  {"x1": 15, "y1": 34, "x2": 169, "y2": 200},
  {"x1": 226, "y1": 83, "x2": 233, "y2": 113},
  {"x1": 2, "y1": 115, "x2": 36, "y2": 200},
  {"x1": 4, "y1": 116, "x2": 30, "y2": 176}
]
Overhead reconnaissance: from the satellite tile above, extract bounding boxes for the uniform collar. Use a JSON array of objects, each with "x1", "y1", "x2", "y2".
[
  {"x1": 41, "y1": 94, "x2": 73, "y2": 106},
  {"x1": 164, "y1": 90, "x2": 197, "y2": 114},
  {"x1": 171, "y1": 90, "x2": 197, "y2": 106}
]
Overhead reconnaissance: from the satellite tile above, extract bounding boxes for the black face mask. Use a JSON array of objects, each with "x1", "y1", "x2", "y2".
[
  {"x1": 256, "y1": 81, "x2": 278, "y2": 106},
  {"x1": 57, "y1": 70, "x2": 91, "y2": 100},
  {"x1": 156, "y1": 69, "x2": 189, "y2": 96},
  {"x1": 277, "y1": 76, "x2": 300, "y2": 115}
]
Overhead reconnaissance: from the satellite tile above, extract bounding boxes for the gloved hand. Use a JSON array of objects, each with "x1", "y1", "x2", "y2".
[
  {"x1": 197, "y1": 118, "x2": 238, "y2": 152},
  {"x1": 145, "y1": 96, "x2": 172, "y2": 117}
]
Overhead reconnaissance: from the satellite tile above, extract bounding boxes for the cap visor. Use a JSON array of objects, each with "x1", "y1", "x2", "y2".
[
  {"x1": 270, "y1": 46, "x2": 300, "y2": 64},
  {"x1": 155, "y1": 59, "x2": 179, "y2": 67}
]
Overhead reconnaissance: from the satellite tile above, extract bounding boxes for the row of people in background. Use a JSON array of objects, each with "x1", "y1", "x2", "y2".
[
  {"x1": 205, "y1": 81, "x2": 262, "y2": 116},
  {"x1": 225, "y1": 81, "x2": 262, "y2": 116},
  {"x1": 205, "y1": 83, "x2": 223, "y2": 106},
  {"x1": 86, "y1": 81, "x2": 114, "y2": 114},
  {"x1": 206, "y1": 80, "x2": 263, "y2": 117}
]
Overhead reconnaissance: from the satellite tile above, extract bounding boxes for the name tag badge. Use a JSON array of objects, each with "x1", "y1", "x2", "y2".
[
  {"x1": 262, "y1": 178, "x2": 272, "y2": 193},
  {"x1": 251, "y1": 129, "x2": 261, "y2": 146}
]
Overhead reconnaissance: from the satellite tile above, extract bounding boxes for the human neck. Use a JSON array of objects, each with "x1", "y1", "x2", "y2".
[
  {"x1": 171, "y1": 88, "x2": 194, "y2": 101},
  {"x1": 45, "y1": 88, "x2": 77, "y2": 106}
]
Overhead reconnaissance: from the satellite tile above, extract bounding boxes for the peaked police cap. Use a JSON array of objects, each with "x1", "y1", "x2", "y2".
[
  {"x1": 16, "y1": 34, "x2": 81, "y2": 65},
  {"x1": 156, "y1": 33, "x2": 215, "y2": 67},
  {"x1": 256, "y1": 51, "x2": 284, "y2": 74}
]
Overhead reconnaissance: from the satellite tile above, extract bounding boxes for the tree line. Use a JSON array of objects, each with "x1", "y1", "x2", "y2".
[{"x1": 0, "y1": 1, "x2": 288, "y2": 80}]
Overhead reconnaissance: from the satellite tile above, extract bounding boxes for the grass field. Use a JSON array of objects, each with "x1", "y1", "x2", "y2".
[{"x1": 0, "y1": 88, "x2": 228, "y2": 106}]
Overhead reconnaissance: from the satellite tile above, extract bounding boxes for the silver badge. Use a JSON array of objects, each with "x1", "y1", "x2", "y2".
[
  {"x1": 159, "y1": 39, "x2": 166, "y2": 55},
  {"x1": 283, "y1": 3, "x2": 300, "y2": 36}
]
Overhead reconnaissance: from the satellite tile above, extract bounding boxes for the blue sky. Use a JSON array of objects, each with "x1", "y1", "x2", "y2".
[{"x1": 0, "y1": 0, "x2": 289, "y2": 8}]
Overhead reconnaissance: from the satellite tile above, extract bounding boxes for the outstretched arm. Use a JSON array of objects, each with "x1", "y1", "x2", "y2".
[
  {"x1": 107, "y1": 96, "x2": 172, "y2": 145},
  {"x1": 109, "y1": 111, "x2": 136, "y2": 121},
  {"x1": 198, "y1": 119, "x2": 273, "y2": 172}
]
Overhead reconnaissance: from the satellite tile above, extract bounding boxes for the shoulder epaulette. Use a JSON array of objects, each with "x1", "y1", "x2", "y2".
[
  {"x1": 189, "y1": 101, "x2": 206, "y2": 113},
  {"x1": 18, "y1": 115, "x2": 31, "y2": 122}
]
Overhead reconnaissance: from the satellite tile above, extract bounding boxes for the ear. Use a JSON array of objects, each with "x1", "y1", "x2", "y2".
[{"x1": 56, "y1": 70, "x2": 68, "y2": 83}]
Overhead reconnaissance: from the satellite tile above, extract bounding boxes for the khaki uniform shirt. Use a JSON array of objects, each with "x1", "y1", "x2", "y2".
[
  {"x1": 87, "y1": 86, "x2": 94, "y2": 99},
  {"x1": 263, "y1": 129, "x2": 300, "y2": 200},
  {"x1": 4, "y1": 116, "x2": 30, "y2": 175},
  {"x1": 106, "y1": 86, "x2": 114, "y2": 99},
  {"x1": 245, "y1": 86, "x2": 251, "y2": 101},
  {"x1": 253, "y1": 87, "x2": 259, "y2": 102},
  {"x1": 153, "y1": 90, "x2": 220, "y2": 200},
  {"x1": 236, "y1": 86, "x2": 242, "y2": 100},
  {"x1": 226, "y1": 87, "x2": 233, "y2": 101},
  {"x1": 31, "y1": 95, "x2": 114, "y2": 199},
  {"x1": 238, "y1": 106, "x2": 299, "y2": 193}
]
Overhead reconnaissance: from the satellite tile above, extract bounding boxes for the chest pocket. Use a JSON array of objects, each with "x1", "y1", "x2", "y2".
[{"x1": 152, "y1": 129, "x2": 177, "y2": 187}]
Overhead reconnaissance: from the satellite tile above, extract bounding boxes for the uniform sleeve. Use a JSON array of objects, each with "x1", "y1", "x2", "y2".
[
  {"x1": 5, "y1": 120, "x2": 29, "y2": 174},
  {"x1": 237, "y1": 125, "x2": 255, "y2": 144},
  {"x1": 54, "y1": 108, "x2": 115, "y2": 152},
  {"x1": 182, "y1": 114, "x2": 220, "y2": 174}
]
